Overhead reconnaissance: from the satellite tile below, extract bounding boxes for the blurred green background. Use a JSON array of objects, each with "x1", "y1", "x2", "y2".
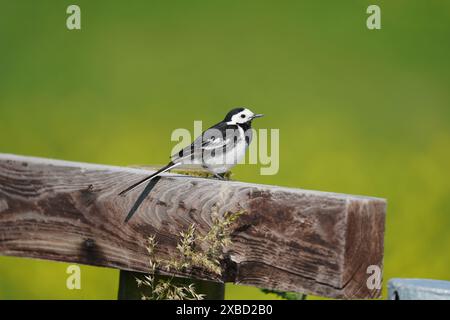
[{"x1": 1, "y1": 0, "x2": 449, "y2": 299}]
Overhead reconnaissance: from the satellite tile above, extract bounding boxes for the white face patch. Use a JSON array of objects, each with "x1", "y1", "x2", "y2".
[{"x1": 228, "y1": 108, "x2": 255, "y2": 124}]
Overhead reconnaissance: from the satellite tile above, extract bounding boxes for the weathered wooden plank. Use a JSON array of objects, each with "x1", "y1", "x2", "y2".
[{"x1": 0, "y1": 153, "x2": 386, "y2": 299}]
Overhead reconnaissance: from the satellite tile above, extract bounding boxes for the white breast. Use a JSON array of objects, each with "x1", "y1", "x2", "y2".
[{"x1": 203, "y1": 126, "x2": 247, "y2": 174}]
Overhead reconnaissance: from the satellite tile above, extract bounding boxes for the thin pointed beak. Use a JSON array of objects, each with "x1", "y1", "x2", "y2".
[{"x1": 252, "y1": 114, "x2": 264, "y2": 119}]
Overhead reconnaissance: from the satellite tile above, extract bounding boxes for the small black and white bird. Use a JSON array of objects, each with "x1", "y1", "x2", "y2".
[{"x1": 118, "y1": 107, "x2": 263, "y2": 197}]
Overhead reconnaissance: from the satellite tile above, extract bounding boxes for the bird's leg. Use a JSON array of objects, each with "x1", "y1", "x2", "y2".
[{"x1": 212, "y1": 172, "x2": 225, "y2": 180}]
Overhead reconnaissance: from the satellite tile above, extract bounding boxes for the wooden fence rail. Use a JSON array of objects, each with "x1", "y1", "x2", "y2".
[{"x1": 0, "y1": 153, "x2": 386, "y2": 299}]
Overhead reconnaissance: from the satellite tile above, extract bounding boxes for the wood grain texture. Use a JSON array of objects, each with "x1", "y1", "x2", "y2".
[{"x1": 0, "y1": 153, "x2": 386, "y2": 299}]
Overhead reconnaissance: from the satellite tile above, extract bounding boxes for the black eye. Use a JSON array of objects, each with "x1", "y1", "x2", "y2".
[{"x1": 241, "y1": 114, "x2": 246, "y2": 118}]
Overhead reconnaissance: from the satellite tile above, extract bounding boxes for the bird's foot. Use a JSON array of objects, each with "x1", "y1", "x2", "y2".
[{"x1": 212, "y1": 173, "x2": 226, "y2": 180}]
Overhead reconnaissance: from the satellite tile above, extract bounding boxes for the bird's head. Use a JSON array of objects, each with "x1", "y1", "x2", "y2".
[{"x1": 224, "y1": 107, "x2": 264, "y2": 125}]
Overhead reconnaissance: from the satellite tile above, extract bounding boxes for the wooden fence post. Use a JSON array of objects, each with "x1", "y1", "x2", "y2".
[
  {"x1": 0, "y1": 153, "x2": 387, "y2": 299},
  {"x1": 118, "y1": 271, "x2": 225, "y2": 300}
]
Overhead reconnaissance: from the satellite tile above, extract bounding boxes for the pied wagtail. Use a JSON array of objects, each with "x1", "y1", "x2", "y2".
[{"x1": 118, "y1": 107, "x2": 263, "y2": 220}]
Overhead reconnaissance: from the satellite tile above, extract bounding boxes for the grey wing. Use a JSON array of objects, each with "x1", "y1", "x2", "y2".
[
  {"x1": 170, "y1": 123, "x2": 234, "y2": 164},
  {"x1": 245, "y1": 128, "x2": 253, "y2": 146}
]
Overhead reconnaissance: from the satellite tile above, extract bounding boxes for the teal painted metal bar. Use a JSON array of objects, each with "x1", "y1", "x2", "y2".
[{"x1": 388, "y1": 278, "x2": 450, "y2": 300}]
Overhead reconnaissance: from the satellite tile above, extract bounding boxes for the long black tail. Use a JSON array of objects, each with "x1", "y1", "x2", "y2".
[{"x1": 118, "y1": 162, "x2": 179, "y2": 196}]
